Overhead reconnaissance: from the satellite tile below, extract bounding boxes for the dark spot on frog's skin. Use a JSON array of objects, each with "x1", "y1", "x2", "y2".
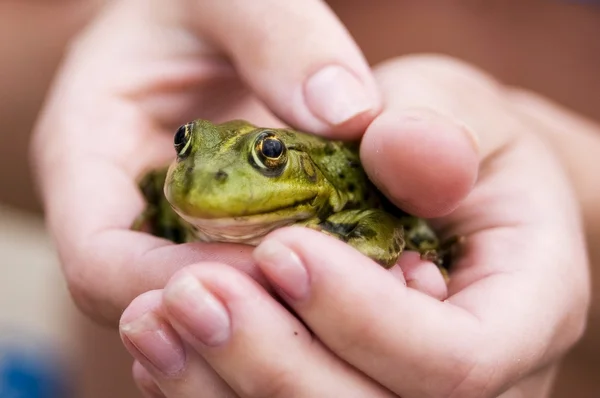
[
  {"x1": 347, "y1": 183, "x2": 356, "y2": 193},
  {"x1": 338, "y1": 172, "x2": 345, "y2": 179},
  {"x1": 324, "y1": 142, "x2": 336, "y2": 155},
  {"x1": 215, "y1": 170, "x2": 228, "y2": 182}
]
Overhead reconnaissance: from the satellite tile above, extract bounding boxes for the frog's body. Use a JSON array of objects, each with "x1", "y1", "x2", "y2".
[{"x1": 135, "y1": 119, "x2": 457, "y2": 270}]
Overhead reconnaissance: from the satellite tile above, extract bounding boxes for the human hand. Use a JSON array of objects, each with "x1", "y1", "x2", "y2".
[
  {"x1": 31, "y1": 0, "x2": 402, "y2": 326},
  {"x1": 118, "y1": 56, "x2": 590, "y2": 398}
]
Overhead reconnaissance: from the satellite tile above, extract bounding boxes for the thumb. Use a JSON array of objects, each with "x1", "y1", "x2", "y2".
[
  {"x1": 190, "y1": 0, "x2": 381, "y2": 138},
  {"x1": 360, "y1": 57, "x2": 484, "y2": 217}
]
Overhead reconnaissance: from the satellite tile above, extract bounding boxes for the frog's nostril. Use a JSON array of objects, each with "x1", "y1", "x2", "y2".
[{"x1": 215, "y1": 170, "x2": 228, "y2": 182}]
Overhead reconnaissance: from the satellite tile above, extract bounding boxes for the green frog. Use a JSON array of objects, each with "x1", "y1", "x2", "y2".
[{"x1": 134, "y1": 119, "x2": 459, "y2": 272}]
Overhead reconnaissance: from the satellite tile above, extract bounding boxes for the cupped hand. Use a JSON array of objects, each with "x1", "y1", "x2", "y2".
[
  {"x1": 31, "y1": 0, "x2": 404, "y2": 326},
  {"x1": 33, "y1": 0, "x2": 476, "y2": 326},
  {"x1": 119, "y1": 56, "x2": 590, "y2": 398}
]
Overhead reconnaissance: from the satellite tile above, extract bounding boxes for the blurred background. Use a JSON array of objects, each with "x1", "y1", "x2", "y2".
[{"x1": 0, "y1": 0, "x2": 598, "y2": 396}]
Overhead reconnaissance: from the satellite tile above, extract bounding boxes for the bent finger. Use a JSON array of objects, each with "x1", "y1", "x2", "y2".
[
  {"x1": 121, "y1": 290, "x2": 239, "y2": 398},
  {"x1": 189, "y1": 0, "x2": 381, "y2": 137},
  {"x1": 161, "y1": 263, "x2": 394, "y2": 398},
  {"x1": 254, "y1": 216, "x2": 584, "y2": 398}
]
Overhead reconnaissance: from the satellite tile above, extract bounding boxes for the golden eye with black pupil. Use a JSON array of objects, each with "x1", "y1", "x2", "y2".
[
  {"x1": 174, "y1": 123, "x2": 192, "y2": 159},
  {"x1": 251, "y1": 131, "x2": 288, "y2": 175},
  {"x1": 262, "y1": 137, "x2": 284, "y2": 158}
]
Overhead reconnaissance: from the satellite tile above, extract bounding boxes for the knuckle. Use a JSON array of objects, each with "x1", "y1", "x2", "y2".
[
  {"x1": 405, "y1": 53, "x2": 496, "y2": 83},
  {"x1": 61, "y1": 254, "x2": 120, "y2": 327},
  {"x1": 440, "y1": 351, "x2": 497, "y2": 398},
  {"x1": 334, "y1": 320, "x2": 378, "y2": 357},
  {"x1": 236, "y1": 366, "x2": 297, "y2": 398},
  {"x1": 376, "y1": 53, "x2": 502, "y2": 95}
]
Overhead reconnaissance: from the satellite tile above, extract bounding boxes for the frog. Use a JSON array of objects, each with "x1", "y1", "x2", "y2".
[{"x1": 134, "y1": 119, "x2": 461, "y2": 273}]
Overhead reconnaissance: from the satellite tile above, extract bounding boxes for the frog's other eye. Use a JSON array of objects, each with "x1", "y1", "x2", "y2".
[
  {"x1": 174, "y1": 123, "x2": 192, "y2": 159},
  {"x1": 252, "y1": 131, "x2": 288, "y2": 175}
]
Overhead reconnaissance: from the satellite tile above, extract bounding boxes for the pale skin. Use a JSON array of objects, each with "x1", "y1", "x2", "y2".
[{"x1": 31, "y1": 0, "x2": 593, "y2": 397}]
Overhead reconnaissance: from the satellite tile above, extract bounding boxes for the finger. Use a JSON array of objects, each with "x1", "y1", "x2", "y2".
[
  {"x1": 161, "y1": 263, "x2": 395, "y2": 398},
  {"x1": 397, "y1": 251, "x2": 448, "y2": 300},
  {"x1": 361, "y1": 107, "x2": 479, "y2": 217},
  {"x1": 369, "y1": 55, "x2": 512, "y2": 158},
  {"x1": 189, "y1": 0, "x2": 381, "y2": 137},
  {"x1": 388, "y1": 252, "x2": 448, "y2": 300},
  {"x1": 120, "y1": 290, "x2": 239, "y2": 398},
  {"x1": 132, "y1": 361, "x2": 166, "y2": 398},
  {"x1": 254, "y1": 215, "x2": 585, "y2": 398},
  {"x1": 359, "y1": 58, "x2": 488, "y2": 217},
  {"x1": 254, "y1": 228, "x2": 474, "y2": 397}
]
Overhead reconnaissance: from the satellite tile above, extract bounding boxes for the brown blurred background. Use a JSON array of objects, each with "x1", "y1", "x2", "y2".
[{"x1": 0, "y1": 0, "x2": 598, "y2": 397}]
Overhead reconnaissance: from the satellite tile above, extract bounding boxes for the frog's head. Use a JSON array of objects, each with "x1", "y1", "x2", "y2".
[{"x1": 164, "y1": 119, "x2": 339, "y2": 240}]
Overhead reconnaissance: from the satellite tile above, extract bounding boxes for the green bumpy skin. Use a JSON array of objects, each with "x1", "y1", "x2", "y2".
[{"x1": 134, "y1": 119, "x2": 461, "y2": 272}]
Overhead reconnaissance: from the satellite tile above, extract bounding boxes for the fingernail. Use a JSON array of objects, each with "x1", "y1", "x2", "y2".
[
  {"x1": 121, "y1": 312, "x2": 186, "y2": 376},
  {"x1": 305, "y1": 65, "x2": 376, "y2": 126},
  {"x1": 165, "y1": 274, "x2": 231, "y2": 347},
  {"x1": 253, "y1": 240, "x2": 309, "y2": 301}
]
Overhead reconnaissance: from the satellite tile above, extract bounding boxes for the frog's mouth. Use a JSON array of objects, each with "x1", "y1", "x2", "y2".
[{"x1": 176, "y1": 207, "x2": 315, "y2": 246}]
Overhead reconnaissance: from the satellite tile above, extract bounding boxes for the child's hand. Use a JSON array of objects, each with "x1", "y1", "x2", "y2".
[
  {"x1": 119, "y1": 56, "x2": 590, "y2": 398},
  {"x1": 31, "y1": 0, "x2": 387, "y2": 325}
]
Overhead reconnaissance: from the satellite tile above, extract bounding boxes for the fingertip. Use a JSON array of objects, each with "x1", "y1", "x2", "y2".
[
  {"x1": 360, "y1": 108, "x2": 479, "y2": 217},
  {"x1": 388, "y1": 264, "x2": 407, "y2": 286},
  {"x1": 120, "y1": 289, "x2": 164, "y2": 327},
  {"x1": 302, "y1": 64, "x2": 382, "y2": 138},
  {"x1": 194, "y1": 1, "x2": 382, "y2": 138},
  {"x1": 398, "y1": 251, "x2": 448, "y2": 301},
  {"x1": 263, "y1": 226, "x2": 394, "y2": 283}
]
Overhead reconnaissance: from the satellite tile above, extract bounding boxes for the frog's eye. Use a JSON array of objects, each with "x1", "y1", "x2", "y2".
[
  {"x1": 252, "y1": 131, "x2": 287, "y2": 175},
  {"x1": 174, "y1": 123, "x2": 192, "y2": 159},
  {"x1": 261, "y1": 137, "x2": 284, "y2": 159}
]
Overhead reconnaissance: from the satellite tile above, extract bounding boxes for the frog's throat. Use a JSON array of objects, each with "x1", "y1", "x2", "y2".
[{"x1": 176, "y1": 210, "x2": 314, "y2": 245}]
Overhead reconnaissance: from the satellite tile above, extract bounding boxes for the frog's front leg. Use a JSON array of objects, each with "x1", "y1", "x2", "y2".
[
  {"x1": 301, "y1": 209, "x2": 405, "y2": 268},
  {"x1": 132, "y1": 167, "x2": 191, "y2": 243},
  {"x1": 400, "y1": 217, "x2": 441, "y2": 263},
  {"x1": 400, "y1": 216, "x2": 464, "y2": 280}
]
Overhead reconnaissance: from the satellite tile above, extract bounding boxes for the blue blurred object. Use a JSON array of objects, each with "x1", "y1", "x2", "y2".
[{"x1": 0, "y1": 344, "x2": 71, "y2": 398}]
